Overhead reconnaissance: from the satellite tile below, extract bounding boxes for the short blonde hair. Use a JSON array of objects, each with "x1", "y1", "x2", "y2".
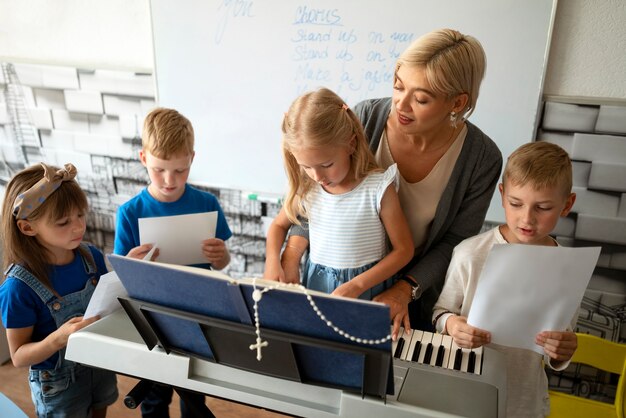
[
  {"x1": 281, "y1": 88, "x2": 380, "y2": 224},
  {"x1": 397, "y1": 28, "x2": 486, "y2": 119},
  {"x1": 142, "y1": 107, "x2": 194, "y2": 159},
  {"x1": 503, "y1": 141, "x2": 572, "y2": 196}
]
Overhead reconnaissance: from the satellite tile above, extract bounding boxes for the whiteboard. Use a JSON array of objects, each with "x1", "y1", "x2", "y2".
[{"x1": 150, "y1": 0, "x2": 557, "y2": 221}]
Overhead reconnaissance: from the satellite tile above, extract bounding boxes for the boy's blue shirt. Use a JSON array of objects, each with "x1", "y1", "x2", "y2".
[{"x1": 113, "y1": 184, "x2": 232, "y2": 261}]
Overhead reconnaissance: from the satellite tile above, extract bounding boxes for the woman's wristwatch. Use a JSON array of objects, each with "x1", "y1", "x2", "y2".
[{"x1": 398, "y1": 275, "x2": 422, "y2": 301}]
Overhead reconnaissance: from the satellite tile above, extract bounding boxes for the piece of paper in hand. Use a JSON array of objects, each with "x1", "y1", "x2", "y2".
[
  {"x1": 139, "y1": 212, "x2": 217, "y2": 265},
  {"x1": 143, "y1": 243, "x2": 158, "y2": 261},
  {"x1": 84, "y1": 271, "x2": 128, "y2": 319},
  {"x1": 467, "y1": 244, "x2": 600, "y2": 354}
]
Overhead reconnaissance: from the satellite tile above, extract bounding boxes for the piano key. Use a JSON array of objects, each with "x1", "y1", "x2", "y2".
[
  {"x1": 415, "y1": 331, "x2": 432, "y2": 365},
  {"x1": 411, "y1": 340, "x2": 422, "y2": 362},
  {"x1": 392, "y1": 327, "x2": 412, "y2": 360},
  {"x1": 391, "y1": 327, "x2": 403, "y2": 358},
  {"x1": 422, "y1": 342, "x2": 433, "y2": 365},
  {"x1": 460, "y1": 348, "x2": 472, "y2": 372},
  {"x1": 393, "y1": 336, "x2": 405, "y2": 358},
  {"x1": 471, "y1": 346, "x2": 483, "y2": 375},
  {"x1": 467, "y1": 351, "x2": 476, "y2": 373},
  {"x1": 453, "y1": 348, "x2": 463, "y2": 370},
  {"x1": 428, "y1": 333, "x2": 443, "y2": 366},
  {"x1": 392, "y1": 329, "x2": 483, "y2": 375},
  {"x1": 448, "y1": 339, "x2": 461, "y2": 370},
  {"x1": 435, "y1": 345, "x2": 445, "y2": 367},
  {"x1": 440, "y1": 335, "x2": 453, "y2": 368},
  {"x1": 407, "y1": 330, "x2": 423, "y2": 362}
]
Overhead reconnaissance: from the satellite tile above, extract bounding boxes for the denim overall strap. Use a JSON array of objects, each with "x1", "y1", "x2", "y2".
[
  {"x1": 4, "y1": 264, "x2": 57, "y2": 306},
  {"x1": 77, "y1": 242, "x2": 97, "y2": 275},
  {"x1": 10, "y1": 245, "x2": 99, "y2": 370}
]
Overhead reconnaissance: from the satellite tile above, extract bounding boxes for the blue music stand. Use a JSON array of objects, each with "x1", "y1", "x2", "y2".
[{"x1": 108, "y1": 255, "x2": 394, "y2": 398}]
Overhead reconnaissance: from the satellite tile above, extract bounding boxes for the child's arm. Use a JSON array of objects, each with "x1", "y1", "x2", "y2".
[
  {"x1": 280, "y1": 234, "x2": 308, "y2": 283},
  {"x1": 113, "y1": 207, "x2": 136, "y2": 256},
  {"x1": 202, "y1": 238, "x2": 230, "y2": 270},
  {"x1": 536, "y1": 330, "x2": 577, "y2": 366},
  {"x1": 264, "y1": 208, "x2": 294, "y2": 283},
  {"x1": 6, "y1": 316, "x2": 99, "y2": 368},
  {"x1": 433, "y1": 244, "x2": 490, "y2": 348},
  {"x1": 333, "y1": 185, "x2": 413, "y2": 298}
]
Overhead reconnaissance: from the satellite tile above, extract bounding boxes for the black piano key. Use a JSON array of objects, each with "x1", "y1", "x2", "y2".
[
  {"x1": 467, "y1": 350, "x2": 476, "y2": 373},
  {"x1": 435, "y1": 345, "x2": 445, "y2": 367},
  {"x1": 411, "y1": 341, "x2": 422, "y2": 362},
  {"x1": 453, "y1": 348, "x2": 462, "y2": 370},
  {"x1": 423, "y1": 343, "x2": 433, "y2": 364},
  {"x1": 394, "y1": 337, "x2": 405, "y2": 358}
]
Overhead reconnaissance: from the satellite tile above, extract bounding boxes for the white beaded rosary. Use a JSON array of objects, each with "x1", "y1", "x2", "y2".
[{"x1": 248, "y1": 278, "x2": 392, "y2": 361}]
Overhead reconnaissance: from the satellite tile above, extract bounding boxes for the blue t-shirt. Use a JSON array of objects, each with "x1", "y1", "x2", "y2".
[
  {"x1": 0, "y1": 245, "x2": 107, "y2": 369},
  {"x1": 114, "y1": 184, "x2": 232, "y2": 263}
]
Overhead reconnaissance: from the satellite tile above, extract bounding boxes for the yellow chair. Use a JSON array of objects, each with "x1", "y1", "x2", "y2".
[{"x1": 549, "y1": 333, "x2": 626, "y2": 418}]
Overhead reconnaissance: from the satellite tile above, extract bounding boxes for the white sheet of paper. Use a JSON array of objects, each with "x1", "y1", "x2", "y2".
[
  {"x1": 138, "y1": 212, "x2": 217, "y2": 265},
  {"x1": 84, "y1": 271, "x2": 128, "y2": 319},
  {"x1": 143, "y1": 242, "x2": 158, "y2": 261},
  {"x1": 467, "y1": 244, "x2": 600, "y2": 354}
]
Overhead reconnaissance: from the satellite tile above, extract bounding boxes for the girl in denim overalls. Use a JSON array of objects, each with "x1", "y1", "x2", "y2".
[{"x1": 0, "y1": 163, "x2": 118, "y2": 417}]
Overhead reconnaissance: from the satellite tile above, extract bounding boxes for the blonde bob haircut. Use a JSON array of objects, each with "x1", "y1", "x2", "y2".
[
  {"x1": 1, "y1": 163, "x2": 88, "y2": 291},
  {"x1": 396, "y1": 28, "x2": 486, "y2": 120},
  {"x1": 142, "y1": 107, "x2": 194, "y2": 159},
  {"x1": 502, "y1": 141, "x2": 573, "y2": 197},
  {"x1": 281, "y1": 88, "x2": 380, "y2": 224}
]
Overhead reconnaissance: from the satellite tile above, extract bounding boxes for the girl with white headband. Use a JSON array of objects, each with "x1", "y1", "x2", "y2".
[{"x1": 0, "y1": 163, "x2": 117, "y2": 417}]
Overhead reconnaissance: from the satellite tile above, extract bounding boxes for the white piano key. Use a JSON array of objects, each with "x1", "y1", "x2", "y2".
[
  {"x1": 392, "y1": 327, "x2": 411, "y2": 359},
  {"x1": 460, "y1": 348, "x2": 471, "y2": 372},
  {"x1": 429, "y1": 333, "x2": 443, "y2": 367},
  {"x1": 417, "y1": 332, "x2": 433, "y2": 365},
  {"x1": 395, "y1": 329, "x2": 483, "y2": 375},
  {"x1": 405, "y1": 330, "x2": 424, "y2": 362},
  {"x1": 448, "y1": 339, "x2": 462, "y2": 370},
  {"x1": 391, "y1": 327, "x2": 403, "y2": 358}
]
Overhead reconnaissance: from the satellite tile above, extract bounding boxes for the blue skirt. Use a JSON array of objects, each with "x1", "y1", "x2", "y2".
[{"x1": 303, "y1": 258, "x2": 395, "y2": 300}]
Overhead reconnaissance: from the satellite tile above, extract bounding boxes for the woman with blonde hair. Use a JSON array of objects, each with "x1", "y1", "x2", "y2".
[{"x1": 283, "y1": 28, "x2": 503, "y2": 337}]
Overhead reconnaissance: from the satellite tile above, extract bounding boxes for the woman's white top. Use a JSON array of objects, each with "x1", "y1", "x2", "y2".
[{"x1": 375, "y1": 125, "x2": 467, "y2": 252}]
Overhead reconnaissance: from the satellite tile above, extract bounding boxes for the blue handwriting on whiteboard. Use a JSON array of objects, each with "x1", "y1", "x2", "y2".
[
  {"x1": 292, "y1": 45, "x2": 330, "y2": 61},
  {"x1": 291, "y1": 28, "x2": 333, "y2": 43},
  {"x1": 215, "y1": 0, "x2": 255, "y2": 44},
  {"x1": 293, "y1": 6, "x2": 342, "y2": 26}
]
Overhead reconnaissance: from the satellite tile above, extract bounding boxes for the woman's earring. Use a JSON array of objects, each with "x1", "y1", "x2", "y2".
[{"x1": 449, "y1": 111, "x2": 457, "y2": 128}]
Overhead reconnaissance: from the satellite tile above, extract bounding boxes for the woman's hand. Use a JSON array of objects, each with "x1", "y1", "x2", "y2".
[{"x1": 373, "y1": 281, "x2": 412, "y2": 341}]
